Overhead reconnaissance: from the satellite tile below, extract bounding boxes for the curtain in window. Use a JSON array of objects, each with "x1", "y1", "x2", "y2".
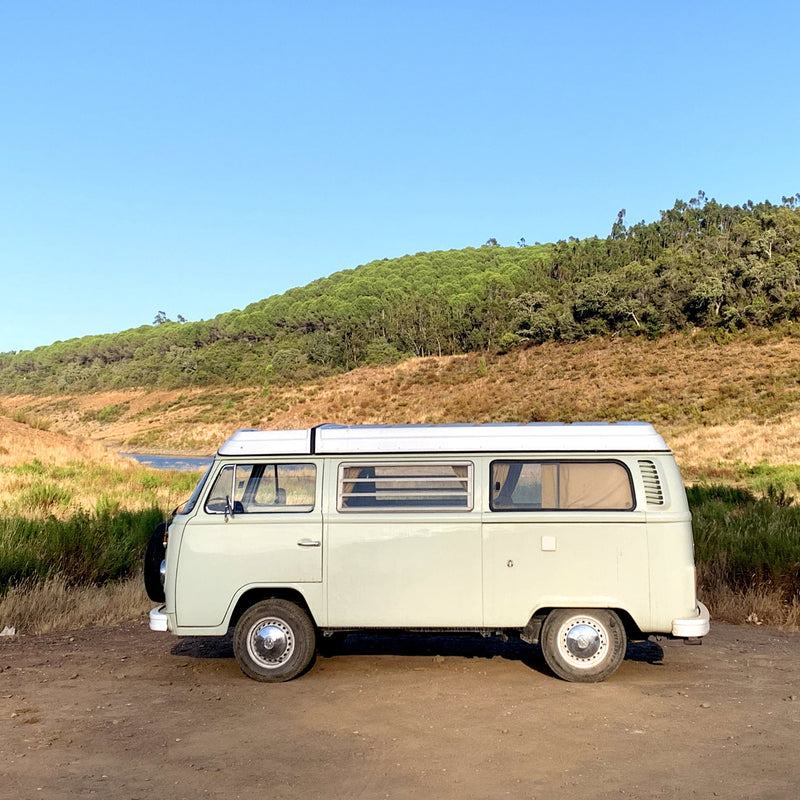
[{"x1": 558, "y1": 462, "x2": 633, "y2": 509}]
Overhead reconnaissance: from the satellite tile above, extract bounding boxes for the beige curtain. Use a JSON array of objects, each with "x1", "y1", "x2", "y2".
[
  {"x1": 340, "y1": 466, "x2": 359, "y2": 508},
  {"x1": 558, "y1": 462, "x2": 633, "y2": 509},
  {"x1": 541, "y1": 464, "x2": 559, "y2": 508},
  {"x1": 452, "y1": 464, "x2": 469, "y2": 493},
  {"x1": 341, "y1": 467, "x2": 358, "y2": 497},
  {"x1": 491, "y1": 462, "x2": 511, "y2": 506}
]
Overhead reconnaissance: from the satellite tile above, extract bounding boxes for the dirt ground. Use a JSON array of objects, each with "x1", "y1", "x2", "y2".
[{"x1": 1, "y1": 620, "x2": 799, "y2": 800}]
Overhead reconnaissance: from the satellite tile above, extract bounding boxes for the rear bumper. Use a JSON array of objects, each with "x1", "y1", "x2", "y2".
[
  {"x1": 671, "y1": 601, "x2": 710, "y2": 638},
  {"x1": 149, "y1": 605, "x2": 169, "y2": 632}
]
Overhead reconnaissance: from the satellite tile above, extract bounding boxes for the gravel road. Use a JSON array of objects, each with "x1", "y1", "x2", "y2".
[{"x1": 2, "y1": 620, "x2": 799, "y2": 799}]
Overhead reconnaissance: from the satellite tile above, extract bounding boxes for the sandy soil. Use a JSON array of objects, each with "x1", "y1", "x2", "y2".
[{"x1": 1, "y1": 621, "x2": 799, "y2": 800}]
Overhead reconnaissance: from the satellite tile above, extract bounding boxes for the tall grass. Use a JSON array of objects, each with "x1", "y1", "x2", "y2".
[
  {"x1": 740, "y1": 463, "x2": 800, "y2": 504},
  {"x1": 2, "y1": 475, "x2": 799, "y2": 632},
  {"x1": 0, "y1": 573, "x2": 150, "y2": 634},
  {"x1": 0, "y1": 506, "x2": 163, "y2": 592},
  {"x1": 689, "y1": 484, "x2": 800, "y2": 625},
  {"x1": 0, "y1": 443, "x2": 201, "y2": 631},
  {"x1": 0, "y1": 458, "x2": 200, "y2": 519}
]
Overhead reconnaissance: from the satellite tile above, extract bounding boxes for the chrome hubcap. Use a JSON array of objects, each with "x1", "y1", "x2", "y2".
[
  {"x1": 565, "y1": 623, "x2": 602, "y2": 659},
  {"x1": 559, "y1": 617, "x2": 607, "y2": 668},
  {"x1": 249, "y1": 618, "x2": 294, "y2": 668}
]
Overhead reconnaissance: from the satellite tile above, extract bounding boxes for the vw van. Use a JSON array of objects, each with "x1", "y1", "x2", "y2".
[{"x1": 146, "y1": 422, "x2": 709, "y2": 683}]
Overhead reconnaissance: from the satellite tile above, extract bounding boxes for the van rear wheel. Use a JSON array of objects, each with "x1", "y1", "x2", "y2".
[
  {"x1": 541, "y1": 608, "x2": 626, "y2": 682},
  {"x1": 233, "y1": 599, "x2": 316, "y2": 682}
]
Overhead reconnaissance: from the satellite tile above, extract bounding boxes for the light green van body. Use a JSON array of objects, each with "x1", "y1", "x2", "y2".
[{"x1": 152, "y1": 423, "x2": 708, "y2": 644}]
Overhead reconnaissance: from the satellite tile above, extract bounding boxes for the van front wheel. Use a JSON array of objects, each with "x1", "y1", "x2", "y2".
[
  {"x1": 541, "y1": 609, "x2": 626, "y2": 682},
  {"x1": 143, "y1": 522, "x2": 167, "y2": 603},
  {"x1": 233, "y1": 599, "x2": 316, "y2": 682}
]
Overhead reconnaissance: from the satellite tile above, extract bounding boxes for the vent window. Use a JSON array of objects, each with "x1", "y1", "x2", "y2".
[{"x1": 638, "y1": 460, "x2": 664, "y2": 505}]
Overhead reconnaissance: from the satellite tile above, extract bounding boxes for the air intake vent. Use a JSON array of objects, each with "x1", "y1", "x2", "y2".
[{"x1": 638, "y1": 460, "x2": 664, "y2": 505}]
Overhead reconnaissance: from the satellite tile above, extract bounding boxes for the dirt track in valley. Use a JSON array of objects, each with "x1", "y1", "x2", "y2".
[{"x1": 2, "y1": 620, "x2": 799, "y2": 800}]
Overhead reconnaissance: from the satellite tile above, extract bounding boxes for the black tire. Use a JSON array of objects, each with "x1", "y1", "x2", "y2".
[
  {"x1": 233, "y1": 599, "x2": 316, "y2": 682},
  {"x1": 143, "y1": 522, "x2": 168, "y2": 603},
  {"x1": 541, "y1": 608, "x2": 626, "y2": 683}
]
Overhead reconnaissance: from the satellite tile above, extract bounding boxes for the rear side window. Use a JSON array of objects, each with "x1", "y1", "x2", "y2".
[
  {"x1": 338, "y1": 462, "x2": 473, "y2": 511},
  {"x1": 205, "y1": 463, "x2": 317, "y2": 514},
  {"x1": 490, "y1": 461, "x2": 634, "y2": 511}
]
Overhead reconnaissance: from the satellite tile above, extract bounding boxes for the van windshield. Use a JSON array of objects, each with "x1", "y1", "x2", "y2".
[{"x1": 175, "y1": 464, "x2": 213, "y2": 515}]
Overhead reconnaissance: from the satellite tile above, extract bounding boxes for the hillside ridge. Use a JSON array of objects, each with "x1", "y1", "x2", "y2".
[
  {"x1": 2, "y1": 193, "x2": 799, "y2": 395},
  {"x1": 3, "y1": 330, "x2": 800, "y2": 473}
]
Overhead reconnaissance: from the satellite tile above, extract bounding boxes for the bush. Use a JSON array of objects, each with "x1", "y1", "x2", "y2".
[{"x1": 17, "y1": 483, "x2": 73, "y2": 514}]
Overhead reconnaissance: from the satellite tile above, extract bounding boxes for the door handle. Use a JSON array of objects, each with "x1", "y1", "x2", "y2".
[{"x1": 297, "y1": 539, "x2": 321, "y2": 547}]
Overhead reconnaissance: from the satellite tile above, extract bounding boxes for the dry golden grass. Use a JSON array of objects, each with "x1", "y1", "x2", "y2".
[
  {"x1": 4, "y1": 331, "x2": 800, "y2": 475},
  {"x1": 0, "y1": 414, "x2": 199, "y2": 520},
  {"x1": 0, "y1": 573, "x2": 150, "y2": 635},
  {"x1": 4, "y1": 574, "x2": 797, "y2": 636},
  {"x1": 0, "y1": 465, "x2": 193, "y2": 520},
  {"x1": 700, "y1": 584, "x2": 800, "y2": 629},
  {"x1": 0, "y1": 414, "x2": 123, "y2": 468}
]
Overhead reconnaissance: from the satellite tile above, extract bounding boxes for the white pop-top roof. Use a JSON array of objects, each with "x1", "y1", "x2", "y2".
[{"x1": 217, "y1": 422, "x2": 669, "y2": 456}]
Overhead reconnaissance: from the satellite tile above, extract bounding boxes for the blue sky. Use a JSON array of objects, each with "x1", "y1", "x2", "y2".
[{"x1": 2, "y1": 1, "x2": 799, "y2": 353}]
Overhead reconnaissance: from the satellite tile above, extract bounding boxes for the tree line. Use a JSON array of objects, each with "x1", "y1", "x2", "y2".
[{"x1": 2, "y1": 192, "x2": 799, "y2": 394}]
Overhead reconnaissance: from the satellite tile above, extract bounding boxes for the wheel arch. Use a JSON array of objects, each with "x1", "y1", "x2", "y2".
[
  {"x1": 521, "y1": 605, "x2": 644, "y2": 644},
  {"x1": 228, "y1": 587, "x2": 316, "y2": 631}
]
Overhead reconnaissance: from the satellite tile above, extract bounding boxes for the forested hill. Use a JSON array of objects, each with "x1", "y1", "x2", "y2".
[{"x1": 2, "y1": 193, "x2": 800, "y2": 394}]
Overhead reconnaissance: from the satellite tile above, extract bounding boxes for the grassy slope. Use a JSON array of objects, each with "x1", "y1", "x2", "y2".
[
  {"x1": 3, "y1": 330, "x2": 800, "y2": 630},
  {"x1": 3, "y1": 329, "x2": 800, "y2": 477},
  {"x1": 0, "y1": 414, "x2": 201, "y2": 517},
  {"x1": 0, "y1": 414, "x2": 200, "y2": 634}
]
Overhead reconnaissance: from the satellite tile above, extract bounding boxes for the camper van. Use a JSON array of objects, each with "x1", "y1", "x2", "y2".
[{"x1": 146, "y1": 422, "x2": 709, "y2": 683}]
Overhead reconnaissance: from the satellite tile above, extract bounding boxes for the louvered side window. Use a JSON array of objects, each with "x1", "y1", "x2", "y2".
[
  {"x1": 338, "y1": 462, "x2": 473, "y2": 511},
  {"x1": 638, "y1": 460, "x2": 664, "y2": 505}
]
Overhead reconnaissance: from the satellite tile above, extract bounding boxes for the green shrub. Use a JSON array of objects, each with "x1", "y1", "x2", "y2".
[
  {"x1": 11, "y1": 458, "x2": 48, "y2": 477},
  {"x1": 0, "y1": 506, "x2": 164, "y2": 593},
  {"x1": 741, "y1": 463, "x2": 800, "y2": 503},
  {"x1": 90, "y1": 402, "x2": 130, "y2": 424},
  {"x1": 138, "y1": 473, "x2": 162, "y2": 490},
  {"x1": 18, "y1": 483, "x2": 73, "y2": 514}
]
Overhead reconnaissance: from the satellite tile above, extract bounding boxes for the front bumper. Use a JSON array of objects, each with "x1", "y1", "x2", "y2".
[
  {"x1": 671, "y1": 601, "x2": 710, "y2": 638},
  {"x1": 149, "y1": 605, "x2": 169, "y2": 632}
]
